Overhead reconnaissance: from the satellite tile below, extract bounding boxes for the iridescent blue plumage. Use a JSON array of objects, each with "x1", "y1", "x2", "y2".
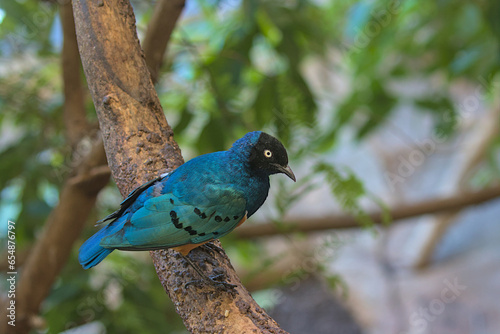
[{"x1": 79, "y1": 131, "x2": 295, "y2": 269}]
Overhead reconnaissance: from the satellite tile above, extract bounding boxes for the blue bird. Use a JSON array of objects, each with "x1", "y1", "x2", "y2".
[{"x1": 79, "y1": 131, "x2": 295, "y2": 286}]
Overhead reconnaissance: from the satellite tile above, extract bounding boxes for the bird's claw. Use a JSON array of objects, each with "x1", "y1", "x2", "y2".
[
  {"x1": 200, "y1": 243, "x2": 226, "y2": 257},
  {"x1": 185, "y1": 273, "x2": 237, "y2": 290},
  {"x1": 180, "y1": 253, "x2": 236, "y2": 291},
  {"x1": 209, "y1": 274, "x2": 237, "y2": 290}
]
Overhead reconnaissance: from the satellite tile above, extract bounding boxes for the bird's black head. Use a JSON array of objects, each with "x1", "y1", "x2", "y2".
[{"x1": 248, "y1": 132, "x2": 296, "y2": 182}]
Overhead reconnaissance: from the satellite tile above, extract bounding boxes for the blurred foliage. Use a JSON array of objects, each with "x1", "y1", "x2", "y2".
[
  {"x1": 1, "y1": 0, "x2": 499, "y2": 332},
  {"x1": 314, "y1": 162, "x2": 373, "y2": 227}
]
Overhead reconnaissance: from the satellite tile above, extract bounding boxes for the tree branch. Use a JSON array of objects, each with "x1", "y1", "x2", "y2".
[
  {"x1": 235, "y1": 185, "x2": 500, "y2": 238},
  {"x1": 2, "y1": 4, "x2": 112, "y2": 333},
  {"x1": 72, "y1": 0, "x2": 287, "y2": 332},
  {"x1": 2, "y1": 1, "x2": 193, "y2": 332},
  {"x1": 143, "y1": 0, "x2": 185, "y2": 83},
  {"x1": 11, "y1": 139, "x2": 109, "y2": 334},
  {"x1": 61, "y1": 0, "x2": 88, "y2": 147},
  {"x1": 414, "y1": 101, "x2": 500, "y2": 269}
]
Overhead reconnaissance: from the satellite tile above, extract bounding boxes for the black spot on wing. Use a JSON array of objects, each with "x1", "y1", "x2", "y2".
[
  {"x1": 170, "y1": 210, "x2": 183, "y2": 229},
  {"x1": 170, "y1": 198, "x2": 174, "y2": 204},
  {"x1": 172, "y1": 218, "x2": 183, "y2": 229},
  {"x1": 224, "y1": 217, "x2": 230, "y2": 222},
  {"x1": 215, "y1": 216, "x2": 222, "y2": 222},
  {"x1": 233, "y1": 216, "x2": 239, "y2": 220},
  {"x1": 184, "y1": 226, "x2": 198, "y2": 236},
  {"x1": 198, "y1": 233, "x2": 206, "y2": 236},
  {"x1": 193, "y1": 207, "x2": 207, "y2": 219}
]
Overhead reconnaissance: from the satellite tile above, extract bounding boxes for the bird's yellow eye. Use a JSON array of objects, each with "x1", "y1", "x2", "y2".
[{"x1": 264, "y1": 149, "x2": 272, "y2": 158}]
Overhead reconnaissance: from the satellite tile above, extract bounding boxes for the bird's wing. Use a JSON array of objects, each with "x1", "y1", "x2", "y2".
[
  {"x1": 95, "y1": 173, "x2": 170, "y2": 226},
  {"x1": 100, "y1": 184, "x2": 247, "y2": 249}
]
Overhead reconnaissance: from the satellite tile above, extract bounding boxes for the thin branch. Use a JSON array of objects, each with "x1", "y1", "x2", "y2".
[
  {"x1": 143, "y1": 0, "x2": 185, "y2": 83},
  {"x1": 415, "y1": 101, "x2": 500, "y2": 269},
  {"x1": 414, "y1": 212, "x2": 458, "y2": 268},
  {"x1": 235, "y1": 185, "x2": 500, "y2": 238},
  {"x1": 61, "y1": 1, "x2": 88, "y2": 147},
  {"x1": 72, "y1": 0, "x2": 287, "y2": 332}
]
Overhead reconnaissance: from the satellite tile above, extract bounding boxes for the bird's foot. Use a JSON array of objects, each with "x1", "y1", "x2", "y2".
[
  {"x1": 185, "y1": 273, "x2": 237, "y2": 290},
  {"x1": 200, "y1": 243, "x2": 226, "y2": 257},
  {"x1": 181, "y1": 254, "x2": 236, "y2": 291}
]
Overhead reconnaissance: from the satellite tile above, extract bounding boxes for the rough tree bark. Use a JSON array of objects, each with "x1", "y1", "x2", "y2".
[
  {"x1": 3, "y1": 1, "x2": 191, "y2": 332},
  {"x1": 72, "y1": 0, "x2": 287, "y2": 332}
]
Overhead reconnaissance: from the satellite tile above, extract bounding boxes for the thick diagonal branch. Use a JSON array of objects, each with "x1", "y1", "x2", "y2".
[
  {"x1": 72, "y1": 0, "x2": 287, "y2": 332},
  {"x1": 3, "y1": 1, "x2": 190, "y2": 333}
]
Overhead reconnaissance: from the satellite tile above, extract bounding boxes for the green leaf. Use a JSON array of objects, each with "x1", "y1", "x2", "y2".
[{"x1": 314, "y1": 162, "x2": 375, "y2": 228}]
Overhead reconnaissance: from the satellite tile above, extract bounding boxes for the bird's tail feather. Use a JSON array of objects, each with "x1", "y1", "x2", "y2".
[{"x1": 79, "y1": 226, "x2": 114, "y2": 269}]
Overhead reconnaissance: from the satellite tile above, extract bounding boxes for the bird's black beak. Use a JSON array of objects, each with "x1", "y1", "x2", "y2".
[{"x1": 273, "y1": 164, "x2": 296, "y2": 182}]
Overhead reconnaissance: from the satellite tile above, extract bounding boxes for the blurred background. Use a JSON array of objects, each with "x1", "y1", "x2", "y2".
[{"x1": 1, "y1": 0, "x2": 500, "y2": 333}]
